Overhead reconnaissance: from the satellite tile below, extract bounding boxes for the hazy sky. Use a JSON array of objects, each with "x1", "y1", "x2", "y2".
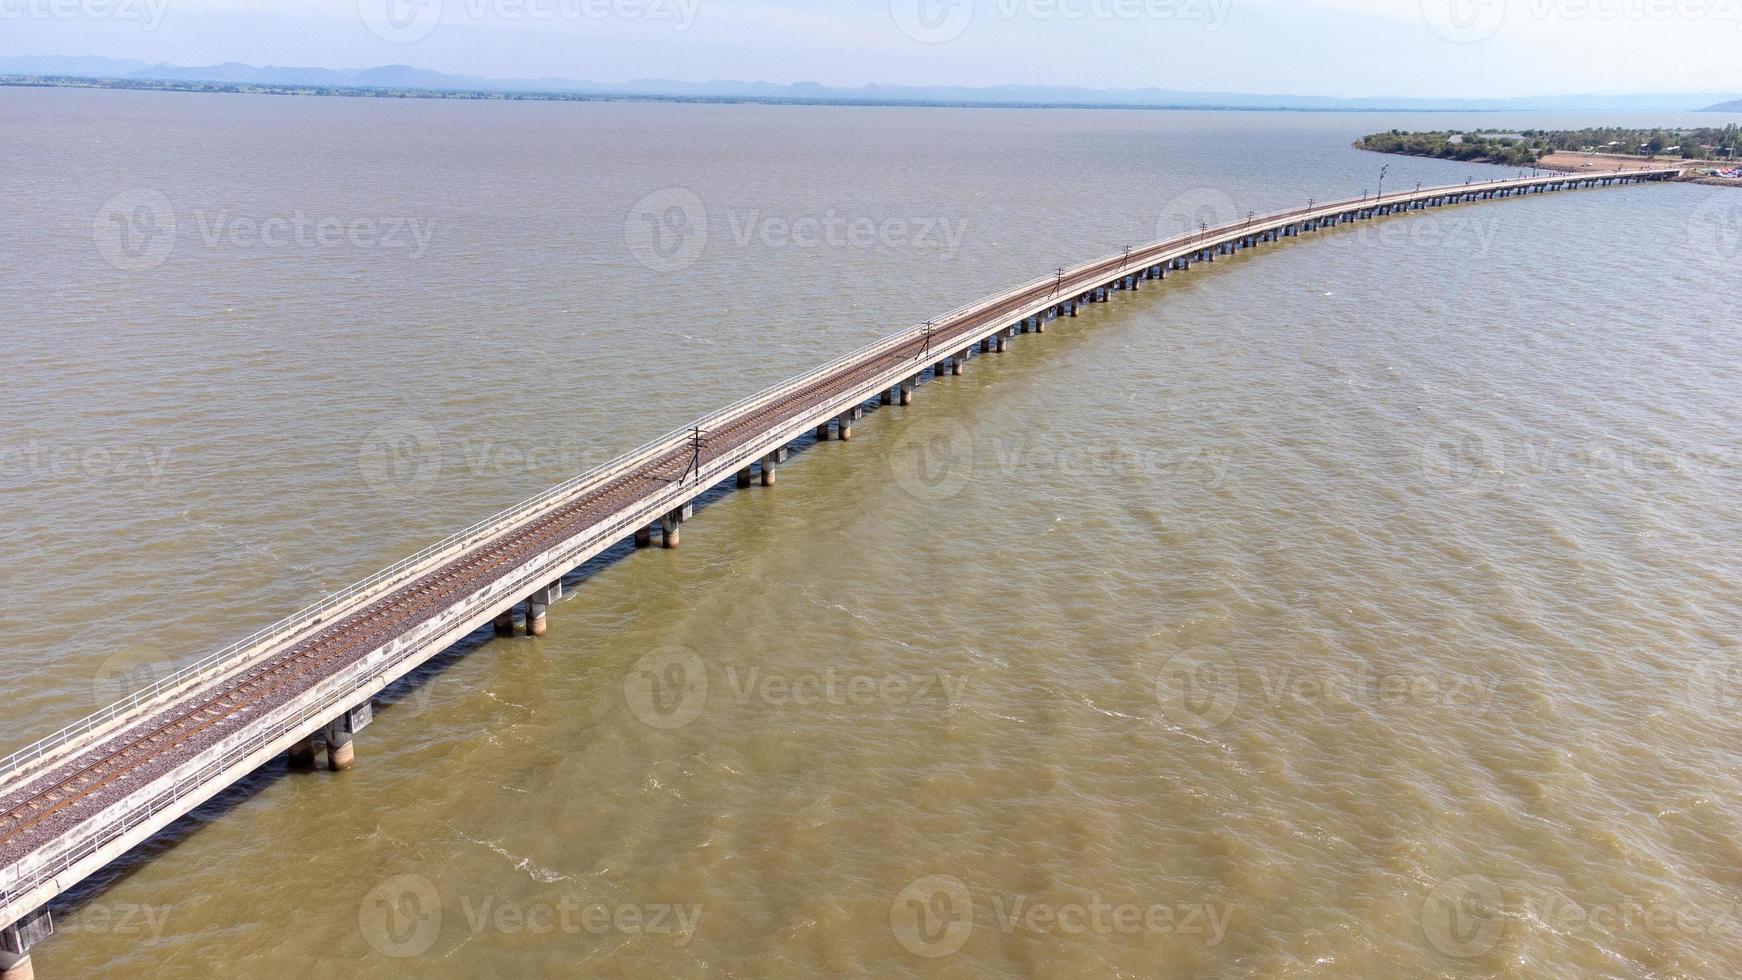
[{"x1": 3, "y1": 0, "x2": 1737, "y2": 97}]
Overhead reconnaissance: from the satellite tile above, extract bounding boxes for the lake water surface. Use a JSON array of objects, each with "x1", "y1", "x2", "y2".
[{"x1": 2, "y1": 90, "x2": 1739, "y2": 976}]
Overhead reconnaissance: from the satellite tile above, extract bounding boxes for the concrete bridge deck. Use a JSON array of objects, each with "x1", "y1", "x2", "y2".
[{"x1": 0, "y1": 165, "x2": 1681, "y2": 977}]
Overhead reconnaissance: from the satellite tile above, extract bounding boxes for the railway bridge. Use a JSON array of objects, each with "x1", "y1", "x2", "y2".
[{"x1": 0, "y1": 165, "x2": 1682, "y2": 977}]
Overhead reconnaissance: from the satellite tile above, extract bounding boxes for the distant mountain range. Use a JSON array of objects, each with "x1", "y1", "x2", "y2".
[
  {"x1": 3, "y1": 56, "x2": 1740, "y2": 113},
  {"x1": 1704, "y1": 99, "x2": 1742, "y2": 113}
]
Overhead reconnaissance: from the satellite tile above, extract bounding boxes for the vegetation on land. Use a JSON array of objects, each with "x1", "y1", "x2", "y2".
[{"x1": 1356, "y1": 126, "x2": 1742, "y2": 164}]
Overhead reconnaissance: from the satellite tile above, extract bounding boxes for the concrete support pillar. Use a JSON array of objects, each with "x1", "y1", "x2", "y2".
[
  {"x1": 836, "y1": 413, "x2": 855, "y2": 440},
  {"x1": 288, "y1": 734, "x2": 319, "y2": 769},
  {"x1": 526, "y1": 581, "x2": 561, "y2": 635},
  {"x1": 737, "y1": 467, "x2": 754, "y2": 488},
  {"x1": 993, "y1": 333, "x2": 1007, "y2": 352},
  {"x1": 634, "y1": 527, "x2": 653, "y2": 548},
  {"x1": 494, "y1": 609, "x2": 516, "y2": 636},
  {"x1": 761, "y1": 454, "x2": 779, "y2": 485},
  {"x1": 881, "y1": 388, "x2": 895, "y2": 405},
  {"x1": 949, "y1": 354, "x2": 965, "y2": 375},
  {"x1": 318, "y1": 727, "x2": 354, "y2": 775},
  {"x1": 1033, "y1": 317, "x2": 1047, "y2": 334},
  {"x1": 816, "y1": 422, "x2": 833, "y2": 441},
  {"x1": 899, "y1": 383, "x2": 913, "y2": 405},
  {"x1": 322, "y1": 703, "x2": 372, "y2": 770},
  {"x1": 662, "y1": 506, "x2": 690, "y2": 550},
  {"x1": 1066, "y1": 301, "x2": 1077, "y2": 316},
  {"x1": 326, "y1": 728, "x2": 355, "y2": 770},
  {"x1": 525, "y1": 598, "x2": 548, "y2": 636},
  {"x1": 935, "y1": 361, "x2": 950, "y2": 378},
  {"x1": 2, "y1": 909, "x2": 50, "y2": 980}
]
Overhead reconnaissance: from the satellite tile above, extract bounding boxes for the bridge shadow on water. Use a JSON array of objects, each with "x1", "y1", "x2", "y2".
[
  {"x1": 46, "y1": 393, "x2": 908, "y2": 924},
  {"x1": 47, "y1": 269, "x2": 1208, "y2": 922},
  {"x1": 47, "y1": 270, "x2": 1213, "y2": 926}
]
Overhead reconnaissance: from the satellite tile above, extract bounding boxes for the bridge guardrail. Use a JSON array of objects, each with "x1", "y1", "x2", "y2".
[{"x1": 0, "y1": 167, "x2": 1677, "y2": 787}]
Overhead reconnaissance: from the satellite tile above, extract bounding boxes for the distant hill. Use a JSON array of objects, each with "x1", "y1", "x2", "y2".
[
  {"x1": 3, "y1": 56, "x2": 1739, "y2": 113},
  {"x1": 1705, "y1": 99, "x2": 1742, "y2": 112}
]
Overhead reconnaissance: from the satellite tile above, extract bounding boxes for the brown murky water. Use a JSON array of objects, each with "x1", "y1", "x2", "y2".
[{"x1": 2, "y1": 90, "x2": 1740, "y2": 976}]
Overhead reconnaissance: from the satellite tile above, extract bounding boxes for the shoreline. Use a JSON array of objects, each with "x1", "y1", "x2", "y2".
[
  {"x1": 0, "y1": 73, "x2": 1724, "y2": 115},
  {"x1": 1359, "y1": 145, "x2": 1742, "y2": 188}
]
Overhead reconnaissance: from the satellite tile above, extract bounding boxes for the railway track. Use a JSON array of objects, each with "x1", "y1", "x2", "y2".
[
  {"x1": 2, "y1": 168, "x2": 1679, "y2": 874},
  {"x1": 0, "y1": 233, "x2": 1160, "y2": 859}
]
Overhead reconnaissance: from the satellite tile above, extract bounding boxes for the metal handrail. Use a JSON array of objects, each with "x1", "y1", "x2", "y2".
[{"x1": 0, "y1": 165, "x2": 1676, "y2": 784}]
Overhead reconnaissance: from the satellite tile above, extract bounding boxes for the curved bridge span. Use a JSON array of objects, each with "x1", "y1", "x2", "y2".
[{"x1": 0, "y1": 166, "x2": 1680, "y2": 976}]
